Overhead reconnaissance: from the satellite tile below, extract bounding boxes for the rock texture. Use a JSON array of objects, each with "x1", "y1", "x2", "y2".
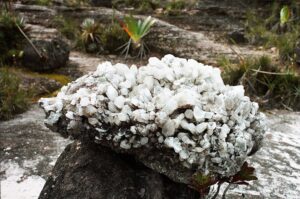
[
  {"x1": 40, "y1": 55, "x2": 266, "y2": 184},
  {"x1": 38, "y1": 141, "x2": 199, "y2": 199},
  {"x1": 23, "y1": 38, "x2": 70, "y2": 72}
]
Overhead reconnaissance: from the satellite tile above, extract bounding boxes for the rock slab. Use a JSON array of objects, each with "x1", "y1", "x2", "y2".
[{"x1": 38, "y1": 141, "x2": 199, "y2": 199}]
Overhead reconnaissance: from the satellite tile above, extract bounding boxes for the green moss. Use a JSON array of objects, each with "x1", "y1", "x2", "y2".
[{"x1": 0, "y1": 68, "x2": 30, "y2": 120}]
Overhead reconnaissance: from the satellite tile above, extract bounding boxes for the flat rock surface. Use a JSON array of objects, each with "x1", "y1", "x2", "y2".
[{"x1": 1, "y1": 106, "x2": 299, "y2": 198}]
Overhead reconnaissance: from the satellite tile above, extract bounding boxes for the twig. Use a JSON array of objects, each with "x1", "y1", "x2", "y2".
[
  {"x1": 250, "y1": 69, "x2": 295, "y2": 76},
  {"x1": 16, "y1": 23, "x2": 43, "y2": 59},
  {"x1": 211, "y1": 183, "x2": 222, "y2": 199}
]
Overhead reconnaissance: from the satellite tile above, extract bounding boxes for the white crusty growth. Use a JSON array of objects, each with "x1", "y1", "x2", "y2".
[{"x1": 39, "y1": 55, "x2": 265, "y2": 177}]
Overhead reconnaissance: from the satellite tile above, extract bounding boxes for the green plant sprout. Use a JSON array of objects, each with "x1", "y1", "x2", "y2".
[
  {"x1": 117, "y1": 15, "x2": 156, "y2": 58},
  {"x1": 280, "y1": 6, "x2": 290, "y2": 27}
]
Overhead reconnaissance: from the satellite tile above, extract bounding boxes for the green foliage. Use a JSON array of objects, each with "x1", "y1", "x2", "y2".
[
  {"x1": 245, "y1": 3, "x2": 300, "y2": 64},
  {"x1": 191, "y1": 162, "x2": 257, "y2": 198},
  {"x1": 280, "y1": 6, "x2": 290, "y2": 26},
  {"x1": 0, "y1": 68, "x2": 29, "y2": 120},
  {"x1": 0, "y1": 11, "x2": 26, "y2": 66},
  {"x1": 118, "y1": 15, "x2": 156, "y2": 58},
  {"x1": 218, "y1": 55, "x2": 300, "y2": 110}
]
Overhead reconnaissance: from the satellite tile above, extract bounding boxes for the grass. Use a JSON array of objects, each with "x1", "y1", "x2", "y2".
[
  {"x1": 218, "y1": 55, "x2": 300, "y2": 110},
  {"x1": 245, "y1": 3, "x2": 300, "y2": 64},
  {"x1": 0, "y1": 68, "x2": 30, "y2": 120}
]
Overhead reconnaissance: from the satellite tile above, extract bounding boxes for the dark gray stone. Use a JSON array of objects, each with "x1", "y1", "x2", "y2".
[
  {"x1": 38, "y1": 141, "x2": 199, "y2": 199},
  {"x1": 90, "y1": 0, "x2": 112, "y2": 7},
  {"x1": 23, "y1": 38, "x2": 70, "y2": 72}
]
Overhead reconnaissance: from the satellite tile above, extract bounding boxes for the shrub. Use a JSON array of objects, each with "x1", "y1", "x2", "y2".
[{"x1": 0, "y1": 68, "x2": 29, "y2": 120}]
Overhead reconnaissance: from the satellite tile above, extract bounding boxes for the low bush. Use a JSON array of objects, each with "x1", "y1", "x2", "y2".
[{"x1": 0, "y1": 68, "x2": 29, "y2": 120}]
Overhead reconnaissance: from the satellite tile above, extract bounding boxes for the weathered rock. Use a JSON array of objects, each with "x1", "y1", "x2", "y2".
[
  {"x1": 38, "y1": 141, "x2": 199, "y2": 199},
  {"x1": 23, "y1": 38, "x2": 70, "y2": 72},
  {"x1": 39, "y1": 55, "x2": 266, "y2": 184}
]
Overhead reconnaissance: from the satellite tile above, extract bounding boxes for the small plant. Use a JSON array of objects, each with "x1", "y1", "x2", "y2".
[
  {"x1": 280, "y1": 6, "x2": 290, "y2": 27},
  {"x1": 117, "y1": 15, "x2": 156, "y2": 58},
  {"x1": 191, "y1": 162, "x2": 258, "y2": 198},
  {"x1": 0, "y1": 68, "x2": 29, "y2": 120},
  {"x1": 80, "y1": 18, "x2": 102, "y2": 53}
]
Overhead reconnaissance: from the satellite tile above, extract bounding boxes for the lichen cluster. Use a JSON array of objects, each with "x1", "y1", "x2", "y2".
[{"x1": 40, "y1": 55, "x2": 265, "y2": 177}]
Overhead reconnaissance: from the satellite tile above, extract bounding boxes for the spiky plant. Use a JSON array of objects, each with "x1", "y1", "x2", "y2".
[
  {"x1": 117, "y1": 15, "x2": 156, "y2": 58},
  {"x1": 80, "y1": 18, "x2": 102, "y2": 45}
]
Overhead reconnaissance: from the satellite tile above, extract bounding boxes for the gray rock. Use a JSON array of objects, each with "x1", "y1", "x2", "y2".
[
  {"x1": 23, "y1": 38, "x2": 70, "y2": 72},
  {"x1": 38, "y1": 141, "x2": 199, "y2": 199}
]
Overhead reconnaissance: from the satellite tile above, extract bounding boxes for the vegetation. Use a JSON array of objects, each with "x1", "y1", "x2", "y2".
[
  {"x1": 112, "y1": 0, "x2": 159, "y2": 13},
  {"x1": 218, "y1": 55, "x2": 300, "y2": 110},
  {"x1": 0, "y1": 68, "x2": 30, "y2": 120},
  {"x1": 192, "y1": 162, "x2": 257, "y2": 198},
  {"x1": 245, "y1": 3, "x2": 300, "y2": 63},
  {"x1": 0, "y1": 10, "x2": 26, "y2": 66},
  {"x1": 117, "y1": 15, "x2": 156, "y2": 58}
]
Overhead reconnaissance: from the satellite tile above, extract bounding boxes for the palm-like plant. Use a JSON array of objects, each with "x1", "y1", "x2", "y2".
[{"x1": 117, "y1": 15, "x2": 156, "y2": 58}]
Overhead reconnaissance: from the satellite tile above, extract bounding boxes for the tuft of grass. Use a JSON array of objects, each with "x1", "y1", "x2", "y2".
[
  {"x1": 218, "y1": 55, "x2": 300, "y2": 110},
  {"x1": 101, "y1": 23, "x2": 129, "y2": 53},
  {"x1": 0, "y1": 68, "x2": 30, "y2": 120}
]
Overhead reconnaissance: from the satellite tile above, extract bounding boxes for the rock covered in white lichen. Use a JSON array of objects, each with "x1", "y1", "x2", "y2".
[{"x1": 39, "y1": 55, "x2": 266, "y2": 180}]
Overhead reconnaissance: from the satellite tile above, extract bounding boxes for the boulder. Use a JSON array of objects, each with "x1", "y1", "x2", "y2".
[
  {"x1": 40, "y1": 55, "x2": 266, "y2": 185},
  {"x1": 39, "y1": 141, "x2": 199, "y2": 199},
  {"x1": 23, "y1": 38, "x2": 70, "y2": 72}
]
